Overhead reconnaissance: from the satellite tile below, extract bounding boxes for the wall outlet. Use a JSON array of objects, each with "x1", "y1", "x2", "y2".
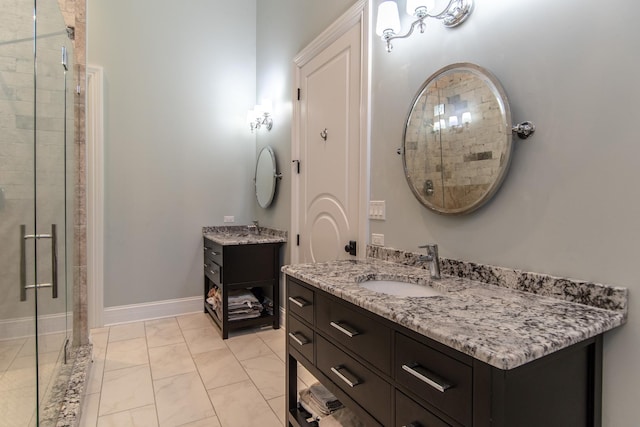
[
  {"x1": 369, "y1": 200, "x2": 386, "y2": 220},
  {"x1": 223, "y1": 216, "x2": 235, "y2": 223},
  {"x1": 371, "y1": 233, "x2": 385, "y2": 246}
]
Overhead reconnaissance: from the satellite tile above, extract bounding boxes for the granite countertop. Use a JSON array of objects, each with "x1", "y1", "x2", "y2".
[
  {"x1": 203, "y1": 225, "x2": 287, "y2": 245},
  {"x1": 282, "y1": 258, "x2": 626, "y2": 370}
]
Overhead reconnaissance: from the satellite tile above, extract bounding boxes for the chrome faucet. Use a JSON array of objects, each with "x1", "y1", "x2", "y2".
[
  {"x1": 418, "y1": 244, "x2": 441, "y2": 279},
  {"x1": 248, "y1": 220, "x2": 260, "y2": 235}
]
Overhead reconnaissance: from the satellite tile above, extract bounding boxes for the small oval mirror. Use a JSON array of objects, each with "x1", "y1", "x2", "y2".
[
  {"x1": 255, "y1": 146, "x2": 279, "y2": 208},
  {"x1": 403, "y1": 63, "x2": 513, "y2": 215}
]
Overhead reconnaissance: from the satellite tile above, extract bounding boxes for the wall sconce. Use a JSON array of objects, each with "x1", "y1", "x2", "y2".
[
  {"x1": 247, "y1": 99, "x2": 273, "y2": 132},
  {"x1": 376, "y1": 0, "x2": 473, "y2": 52}
]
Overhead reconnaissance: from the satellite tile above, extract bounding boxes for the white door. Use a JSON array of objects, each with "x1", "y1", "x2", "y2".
[{"x1": 294, "y1": 22, "x2": 363, "y2": 263}]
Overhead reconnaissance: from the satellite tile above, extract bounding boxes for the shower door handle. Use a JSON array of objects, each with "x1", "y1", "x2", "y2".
[
  {"x1": 20, "y1": 225, "x2": 27, "y2": 301},
  {"x1": 50, "y1": 224, "x2": 58, "y2": 299},
  {"x1": 20, "y1": 224, "x2": 59, "y2": 301}
]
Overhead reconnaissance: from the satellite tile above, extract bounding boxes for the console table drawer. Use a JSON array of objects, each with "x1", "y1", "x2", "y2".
[
  {"x1": 316, "y1": 335, "x2": 392, "y2": 426},
  {"x1": 395, "y1": 332, "x2": 472, "y2": 426},
  {"x1": 203, "y1": 240, "x2": 223, "y2": 266},
  {"x1": 287, "y1": 279, "x2": 314, "y2": 324},
  {"x1": 396, "y1": 390, "x2": 452, "y2": 427},
  {"x1": 204, "y1": 262, "x2": 221, "y2": 285},
  {"x1": 316, "y1": 294, "x2": 391, "y2": 374},
  {"x1": 287, "y1": 315, "x2": 314, "y2": 363}
]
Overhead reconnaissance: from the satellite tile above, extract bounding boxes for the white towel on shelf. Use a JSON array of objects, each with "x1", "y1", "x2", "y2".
[{"x1": 318, "y1": 406, "x2": 365, "y2": 427}]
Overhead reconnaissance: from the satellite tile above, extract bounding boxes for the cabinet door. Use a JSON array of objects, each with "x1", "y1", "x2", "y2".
[
  {"x1": 316, "y1": 294, "x2": 391, "y2": 374},
  {"x1": 396, "y1": 390, "x2": 452, "y2": 427},
  {"x1": 316, "y1": 335, "x2": 392, "y2": 426},
  {"x1": 287, "y1": 314, "x2": 314, "y2": 363},
  {"x1": 395, "y1": 333, "x2": 472, "y2": 426},
  {"x1": 287, "y1": 279, "x2": 314, "y2": 324}
]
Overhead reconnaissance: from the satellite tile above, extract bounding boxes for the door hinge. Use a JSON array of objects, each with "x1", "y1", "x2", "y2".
[
  {"x1": 297, "y1": 88, "x2": 301, "y2": 101},
  {"x1": 296, "y1": 234, "x2": 300, "y2": 246},
  {"x1": 292, "y1": 160, "x2": 300, "y2": 174}
]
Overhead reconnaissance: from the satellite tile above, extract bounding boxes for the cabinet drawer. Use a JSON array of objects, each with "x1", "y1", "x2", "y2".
[
  {"x1": 396, "y1": 390, "x2": 451, "y2": 427},
  {"x1": 203, "y1": 240, "x2": 223, "y2": 266},
  {"x1": 395, "y1": 333, "x2": 472, "y2": 426},
  {"x1": 204, "y1": 262, "x2": 221, "y2": 285},
  {"x1": 287, "y1": 315, "x2": 314, "y2": 363},
  {"x1": 316, "y1": 294, "x2": 391, "y2": 374},
  {"x1": 287, "y1": 280, "x2": 314, "y2": 324},
  {"x1": 316, "y1": 335, "x2": 392, "y2": 427}
]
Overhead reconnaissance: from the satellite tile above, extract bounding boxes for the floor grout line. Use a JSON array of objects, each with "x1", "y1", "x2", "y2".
[
  {"x1": 144, "y1": 319, "x2": 161, "y2": 427},
  {"x1": 83, "y1": 314, "x2": 290, "y2": 427}
]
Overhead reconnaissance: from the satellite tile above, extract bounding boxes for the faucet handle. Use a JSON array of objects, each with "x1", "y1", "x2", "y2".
[{"x1": 418, "y1": 243, "x2": 438, "y2": 252}]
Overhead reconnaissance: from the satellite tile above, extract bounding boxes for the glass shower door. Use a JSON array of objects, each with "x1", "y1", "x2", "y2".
[
  {"x1": 33, "y1": 0, "x2": 74, "y2": 424},
  {"x1": 0, "y1": 0, "x2": 73, "y2": 425},
  {"x1": 0, "y1": 0, "x2": 40, "y2": 424}
]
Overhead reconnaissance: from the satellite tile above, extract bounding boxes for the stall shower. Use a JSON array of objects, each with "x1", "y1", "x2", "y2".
[{"x1": 0, "y1": 0, "x2": 76, "y2": 425}]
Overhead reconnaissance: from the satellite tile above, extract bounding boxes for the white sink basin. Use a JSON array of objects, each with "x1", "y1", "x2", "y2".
[{"x1": 358, "y1": 280, "x2": 442, "y2": 297}]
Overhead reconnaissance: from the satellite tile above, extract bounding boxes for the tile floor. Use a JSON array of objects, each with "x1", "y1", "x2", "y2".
[
  {"x1": 80, "y1": 313, "x2": 317, "y2": 427},
  {"x1": 0, "y1": 332, "x2": 67, "y2": 427}
]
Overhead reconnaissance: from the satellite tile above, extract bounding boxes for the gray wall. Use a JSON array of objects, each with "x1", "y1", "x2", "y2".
[
  {"x1": 255, "y1": 0, "x2": 640, "y2": 424},
  {"x1": 368, "y1": 1, "x2": 638, "y2": 425},
  {"x1": 88, "y1": 0, "x2": 257, "y2": 307}
]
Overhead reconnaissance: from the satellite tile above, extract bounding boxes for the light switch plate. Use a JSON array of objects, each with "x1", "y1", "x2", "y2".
[
  {"x1": 369, "y1": 200, "x2": 386, "y2": 220},
  {"x1": 371, "y1": 233, "x2": 385, "y2": 246},
  {"x1": 223, "y1": 216, "x2": 234, "y2": 223}
]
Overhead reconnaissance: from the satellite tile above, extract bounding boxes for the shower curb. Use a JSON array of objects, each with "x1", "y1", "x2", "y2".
[{"x1": 55, "y1": 344, "x2": 93, "y2": 427}]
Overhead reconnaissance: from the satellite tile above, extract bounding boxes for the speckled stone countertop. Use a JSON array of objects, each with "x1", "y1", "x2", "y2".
[
  {"x1": 282, "y1": 256, "x2": 627, "y2": 370},
  {"x1": 203, "y1": 225, "x2": 287, "y2": 245}
]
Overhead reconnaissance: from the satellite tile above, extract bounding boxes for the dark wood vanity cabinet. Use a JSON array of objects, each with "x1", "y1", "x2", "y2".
[
  {"x1": 203, "y1": 237, "x2": 281, "y2": 339},
  {"x1": 286, "y1": 276, "x2": 604, "y2": 427}
]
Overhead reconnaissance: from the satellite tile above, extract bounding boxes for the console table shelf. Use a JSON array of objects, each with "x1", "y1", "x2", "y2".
[{"x1": 203, "y1": 236, "x2": 282, "y2": 339}]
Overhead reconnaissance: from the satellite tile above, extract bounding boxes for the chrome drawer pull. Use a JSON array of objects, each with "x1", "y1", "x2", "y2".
[
  {"x1": 402, "y1": 423, "x2": 420, "y2": 427},
  {"x1": 330, "y1": 321, "x2": 360, "y2": 338},
  {"x1": 288, "y1": 296, "x2": 309, "y2": 308},
  {"x1": 402, "y1": 363, "x2": 451, "y2": 393},
  {"x1": 288, "y1": 332, "x2": 309, "y2": 346},
  {"x1": 330, "y1": 366, "x2": 360, "y2": 388}
]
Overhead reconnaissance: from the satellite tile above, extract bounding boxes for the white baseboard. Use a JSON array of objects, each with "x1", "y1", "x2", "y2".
[
  {"x1": 103, "y1": 296, "x2": 204, "y2": 326},
  {"x1": 0, "y1": 312, "x2": 73, "y2": 341}
]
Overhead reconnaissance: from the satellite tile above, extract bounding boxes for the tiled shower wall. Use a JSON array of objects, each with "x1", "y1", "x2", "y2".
[
  {"x1": 0, "y1": 0, "x2": 80, "y2": 331},
  {"x1": 57, "y1": 0, "x2": 88, "y2": 346}
]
